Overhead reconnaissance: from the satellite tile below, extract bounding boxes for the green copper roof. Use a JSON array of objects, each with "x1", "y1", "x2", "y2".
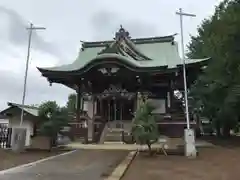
[{"x1": 37, "y1": 27, "x2": 208, "y2": 73}]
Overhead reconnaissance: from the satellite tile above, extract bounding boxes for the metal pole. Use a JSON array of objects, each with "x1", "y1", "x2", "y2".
[
  {"x1": 176, "y1": 8, "x2": 196, "y2": 129},
  {"x1": 20, "y1": 23, "x2": 46, "y2": 126}
]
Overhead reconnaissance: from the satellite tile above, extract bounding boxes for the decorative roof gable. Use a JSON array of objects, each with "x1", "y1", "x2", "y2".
[{"x1": 97, "y1": 26, "x2": 152, "y2": 61}]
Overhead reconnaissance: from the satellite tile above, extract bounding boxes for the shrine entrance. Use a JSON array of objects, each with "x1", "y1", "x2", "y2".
[
  {"x1": 96, "y1": 84, "x2": 136, "y2": 129},
  {"x1": 102, "y1": 98, "x2": 135, "y2": 127}
]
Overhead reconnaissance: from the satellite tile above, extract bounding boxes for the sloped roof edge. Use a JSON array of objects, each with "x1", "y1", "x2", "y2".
[
  {"x1": 37, "y1": 53, "x2": 169, "y2": 74},
  {"x1": 0, "y1": 102, "x2": 39, "y2": 117},
  {"x1": 7, "y1": 102, "x2": 38, "y2": 110}
]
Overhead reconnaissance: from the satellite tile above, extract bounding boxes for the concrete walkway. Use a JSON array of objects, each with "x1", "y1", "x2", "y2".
[
  {"x1": 0, "y1": 150, "x2": 128, "y2": 180},
  {"x1": 66, "y1": 142, "x2": 166, "y2": 151},
  {"x1": 66, "y1": 140, "x2": 214, "y2": 151}
]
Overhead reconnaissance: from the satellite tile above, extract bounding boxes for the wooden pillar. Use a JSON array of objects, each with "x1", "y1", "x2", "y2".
[
  {"x1": 170, "y1": 78, "x2": 175, "y2": 111},
  {"x1": 81, "y1": 97, "x2": 84, "y2": 112},
  {"x1": 120, "y1": 101, "x2": 123, "y2": 129},
  {"x1": 166, "y1": 79, "x2": 171, "y2": 113},
  {"x1": 114, "y1": 99, "x2": 117, "y2": 122},
  {"x1": 108, "y1": 99, "x2": 110, "y2": 128},
  {"x1": 134, "y1": 93, "x2": 138, "y2": 112},
  {"x1": 76, "y1": 86, "x2": 81, "y2": 122},
  {"x1": 92, "y1": 96, "x2": 96, "y2": 117},
  {"x1": 92, "y1": 97, "x2": 96, "y2": 139},
  {"x1": 100, "y1": 99, "x2": 103, "y2": 117}
]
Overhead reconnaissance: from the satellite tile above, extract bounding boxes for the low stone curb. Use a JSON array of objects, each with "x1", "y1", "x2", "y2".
[{"x1": 105, "y1": 151, "x2": 137, "y2": 180}]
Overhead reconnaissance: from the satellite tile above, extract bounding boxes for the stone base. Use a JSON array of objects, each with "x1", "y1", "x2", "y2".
[
  {"x1": 184, "y1": 128, "x2": 197, "y2": 158},
  {"x1": 11, "y1": 127, "x2": 27, "y2": 153},
  {"x1": 30, "y1": 136, "x2": 51, "y2": 150}
]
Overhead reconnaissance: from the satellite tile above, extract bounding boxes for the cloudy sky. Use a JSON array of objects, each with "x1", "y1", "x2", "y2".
[{"x1": 0, "y1": 0, "x2": 221, "y2": 110}]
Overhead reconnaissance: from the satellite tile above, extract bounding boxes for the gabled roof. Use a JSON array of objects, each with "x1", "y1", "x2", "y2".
[
  {"x1": 37, "y1": 26, "x2": 209, "y2": 74},
  {"x1": 0, "y1": 102, "x2": 39, "y2": 117}
]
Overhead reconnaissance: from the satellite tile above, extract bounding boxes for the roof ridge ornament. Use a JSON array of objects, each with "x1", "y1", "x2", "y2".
[{"x1": 115, "y1": 25, "x2": 131, "y2": 41}]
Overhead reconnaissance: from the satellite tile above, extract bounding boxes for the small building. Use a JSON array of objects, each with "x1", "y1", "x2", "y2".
[
  {"x1": 0, "y1": 115, "x2": 8, "y2": 125},
  {"x1": 0, "y1": 102, "x2": 38, "y2": 146},
  {"x1": 38, "y1": 27, "x2": 208, "y2": 143}
]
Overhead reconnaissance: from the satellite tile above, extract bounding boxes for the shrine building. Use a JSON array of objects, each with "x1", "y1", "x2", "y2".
[{"x1": 37, "y1": 26, "x2": 208, "y2": 143}]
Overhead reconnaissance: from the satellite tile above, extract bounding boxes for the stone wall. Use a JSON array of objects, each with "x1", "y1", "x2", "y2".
[{"x1": 30, "y1": 136, "x2": 51, "y2": 150}]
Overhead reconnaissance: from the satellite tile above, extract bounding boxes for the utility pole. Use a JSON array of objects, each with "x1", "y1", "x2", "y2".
[
  {"x1": 176, "y1": 8, "x2": 196, "y2": 130},
  {"x1": 20, "y1": 23, "x2": 46, "y2": 126}
]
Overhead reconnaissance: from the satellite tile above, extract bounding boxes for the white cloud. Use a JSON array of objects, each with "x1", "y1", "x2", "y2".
[
  {"x1": 0, "y1": 6, "x2": 73, "y2": 109},
  {"x1": 0, "y1": 43, "x2": 73, "y2": 109}
]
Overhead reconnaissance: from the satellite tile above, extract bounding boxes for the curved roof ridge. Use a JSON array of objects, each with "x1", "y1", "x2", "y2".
[{"x1": 82, "y1": 34, "x2": 177, "y2": 48}]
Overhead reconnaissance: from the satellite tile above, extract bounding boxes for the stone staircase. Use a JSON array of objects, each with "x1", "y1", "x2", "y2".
[
  {"x1": 104, "y1": 128, "x2": 123, "y2": 142},
  {"x1": 100, "y1": 121, "x2": 133, "y2": 143}
]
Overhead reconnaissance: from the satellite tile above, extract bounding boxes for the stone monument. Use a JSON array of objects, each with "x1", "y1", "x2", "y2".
[
  {"x1": 11, "y1": 127, "x2": 27, "y2": 152},
  {"x1": 184, "y1": 128, "x2": 197, "y2": 157}
]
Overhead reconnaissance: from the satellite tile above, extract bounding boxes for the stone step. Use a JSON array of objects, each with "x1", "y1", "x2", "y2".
[
  {"x1": 107, "y1": 132, "x2": 122, "y2": 137},
  {"x1": 107, "y1": 128, "x2": 123, "y2": 132},
  {"x1": 73, "y1": 137, "x2": 87, "y2": 143},
  {"x1": 105, "y1": 134, "x2": 122, "y2": 142},
  {"x1": 104, "y1": 131, "x2": 133, "y2": 142},
  {"x1": 104, "y1": 129, "x2": 128, "y2": 142},
  {"x1": 103, "y1": 141, "x2": 124, "y2": 144}
]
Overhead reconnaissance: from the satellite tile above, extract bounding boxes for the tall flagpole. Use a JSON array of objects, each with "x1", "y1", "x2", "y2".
[
  {"x1": 20, "y1": 23, "x2": 46, "y2": 126},
  {"x1": 176, "y1": 8, "x2": 196, "y2": 130}
]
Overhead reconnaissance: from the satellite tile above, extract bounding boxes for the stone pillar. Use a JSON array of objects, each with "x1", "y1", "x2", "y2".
[
  {"x1": 136, "y1": 92, "x2": 142, "y2": 109},
  {"x1": 11, "y1": 127, "x2": 27, "y2": 152},
  {"x1": 184, "y1": 128, "x2": 197, "y2": 158},
  {"x1": 81, "y1": 97, "x2": 84, "y2": 112},
  {"x1": 167, "y1": 92, "x2": 171, "y2": 108},
  {"x1": 87, "y1": 97, "x2": 94, "y2": 142}
]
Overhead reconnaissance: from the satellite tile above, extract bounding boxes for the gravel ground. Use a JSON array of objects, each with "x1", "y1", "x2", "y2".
[{"x1": 122, "y1": 147, "x2": 240, "y2": 180}]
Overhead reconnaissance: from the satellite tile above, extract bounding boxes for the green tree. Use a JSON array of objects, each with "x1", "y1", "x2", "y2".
[
  {"x1": 66, "y1": 93, "x2": 76, "y2": 113},
  {"x1": 38, "y1": 101, "x2": 69, "y2": 149},
  {"x1": 132, "y1": 101, "x2": 159, "y2": 155},
  {"x1": 188, "y1": 0, "x2": 240, "y2": 137}
]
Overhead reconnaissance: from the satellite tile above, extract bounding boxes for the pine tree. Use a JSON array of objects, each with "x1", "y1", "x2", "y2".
[{"x1": 132, "y1": 101, "x2": 159, "y2": 155}]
